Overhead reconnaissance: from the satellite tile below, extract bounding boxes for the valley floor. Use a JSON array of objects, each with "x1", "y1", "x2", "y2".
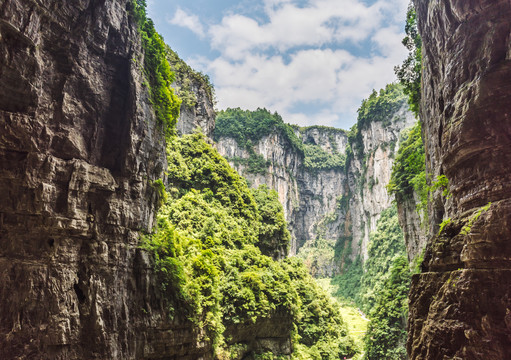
[{"x1": 316, "y1": 278, "x2": 369, "y2": 360}]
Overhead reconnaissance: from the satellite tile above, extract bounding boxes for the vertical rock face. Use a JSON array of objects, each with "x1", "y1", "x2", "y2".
[
  {"x1": 396, "y1": 193, "x2": 427, "y2": 263},
  {"x1": 345, "y1": 106, "x2": 415, "y2": 261},
  {"x1": 216, "y1": 130, "x2": 323, "y2": 255},
  {"x1": 409, "y1": 1, "x2": 511, "y2": 358},
  {"x1": 0, "y1": 1, "x2": 212, "y2": 358},
  {"x1": 216, "y1": 107, "x2": 414, "y2": 274},
  {"x1": 169, "y1": 53, "x2": 216, "y2": 139}
]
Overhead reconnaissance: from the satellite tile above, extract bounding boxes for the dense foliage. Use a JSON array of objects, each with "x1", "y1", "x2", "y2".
[
  {"x1": 387, "y1": 121, "x2": 427, "y2": 221},
  {"x1": 167, "y1": 47, "x2": 216, "y2": 108},
  {"x1": 363, "y1": 256, "x2": 410, "y2": 360},
  {"x1": 215, "y1": 108, "x2": 303, "y2": 153},
  {"x1": 215, "y1": 108, "x2": 346, "y2": 172},
  {"x1": 357, "y1": 207, "x2": 407, "y2": 314},
  {"x1": 303, "y1": 144, "x2": 346, "y2": 171},
  {"x1": 356, "y1": 83, "x2": 407, "y2": 131},
  {"x1": 331, "y1": 206, "x2": 410, "y2": 359},
  {"x1": 251, "y1": 185, "x2": 291, "y2": 258},
  {"x1": 395, "y1": 3, "x2": 422, "y2": 117},
  {"x1": 346, "y1": 84, "x2": 406, "y2": 163},
  {"x1": 145, "y1": 132, "x2": 355, "y2": 358},
  {"x1": 130, "y1": 0, "x2": 181, "y2": 138},
  {"x1": 230, "y1": 153, "x2": 271, "y2": 175}
]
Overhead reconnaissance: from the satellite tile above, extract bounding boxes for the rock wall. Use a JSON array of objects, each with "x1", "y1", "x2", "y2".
[
  {"x1": 216, "y1": 106, "x2": 415, "y2": 275},
  {"x1": 0, "y1": 1, "x2": 293, "y2": 358},
  {"x1": 169, "y1": 51, "x2": 216, "y2": 139},
  {"x1": 345, "y1": 106, "x2": 415, "y2": 262},
  {"x1": 408, "y1": 1, "x2": 511, "y2": 358},
  {"x1": 396, "y1": 193, "x2": 427, "y2": 263}
]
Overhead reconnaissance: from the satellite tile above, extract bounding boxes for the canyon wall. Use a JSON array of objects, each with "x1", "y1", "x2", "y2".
[
  {"x1": 408, "y1": 0, "x2": 511, "y2": 358},
  {"x1": 216, "y1": 105, "x2": 415, "y2": 275},
  {"x1": 0, "y1": 1, "x2": 293, "y2": 358},
  {"x1": 345, "y1": 106, "x2": 415, "y2": 263}
]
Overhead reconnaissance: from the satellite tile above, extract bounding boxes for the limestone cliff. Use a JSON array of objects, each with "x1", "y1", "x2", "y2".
[
  {"x1": 168, "y1": 49, "x2": 216, "y2": 139},
  {"x1": 0, "y1": 1, "x2": 216, "y2": 358},
  {"x1": 408, "y1": 0, "x2": 511, "y2": 358},
  {"x1": 396, "y1": 192, "x2": 427, "y2": 263},
  {"x1": 344, "y1": 105, "x2": 415, "y2": 263},
  {"x1": 0, "y1": 0, "x2": 293, "y2": 358},
  {"x1": 215, "y1": 102, "x2": 414, "y2": 276}
]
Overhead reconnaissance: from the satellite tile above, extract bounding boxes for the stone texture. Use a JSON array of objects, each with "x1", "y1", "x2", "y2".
[
  {"x1": 216, "y1": 105, "x2": 415, "y2": 275},
  {"x1": 396, "y1": 192, "x2": 427, "y2": 263},
  {"x1": 345, "y1": 106, "x2": 415, "y2": 262},
  {"x1": 174, "y1": 80, "x2": 216, "y2": 140},
  {"x1": 408, "y1": 0, "x2": 511, "y2": 358},
  {"x1": 0, "y1": 1, "x2": 210, "y2": 358},
  {"x1": 0, "y1": 1, "x2": 295, "y2": 358}
]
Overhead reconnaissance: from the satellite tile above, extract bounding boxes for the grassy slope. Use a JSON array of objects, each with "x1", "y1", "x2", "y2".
[{"x1": 316, "y1": 278, "x2": 369, "y2": 360}]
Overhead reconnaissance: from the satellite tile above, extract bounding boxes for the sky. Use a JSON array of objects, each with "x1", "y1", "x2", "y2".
[{"x1": 146, "y1": 0, "x2": 410, "y2": 130}]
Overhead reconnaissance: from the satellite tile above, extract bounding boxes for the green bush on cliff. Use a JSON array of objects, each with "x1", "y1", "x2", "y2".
[
  {"x1": 395, "y1": 3, "x2": 422, "y2": 117},
  {"x1": 346, "y1": 83, "x2": 407, "y2": 164},
  {"x1": 215, "y1": 108, "x2": 304, "y2": 153},
  {"x1": 216, "y1": 108, "x2": 346, "y2": 172},
  {"x1": 251, "y1": 184, "x2": 291, "y2": 258},
  {"x1": 356, "y1": 83, "x2": 407, "y2": 131},
  {"x1": 363, "y1": 256, "x2": 410, "y2": 360},
  {"x1": 144, "y1": 132, "x2": 355, "y2": 357},
  {"x1": 387, "y1": 121, "x2": 427, "y2": 221},
  {"x1": 303, "y1": 144, "x2": 346, "y2": 171},
  {"x1": 357, "y1": 206, "x2": 406, "y2": 314},
  {"x1": 330, "y1": 206, "x2": 410, "y2": 359},
  {"x1": 166, "y1": 47, "x2": 216, "y2": 108},
  {"x1": 130, "y1": 0, "x2": 181, "y2": 138}
]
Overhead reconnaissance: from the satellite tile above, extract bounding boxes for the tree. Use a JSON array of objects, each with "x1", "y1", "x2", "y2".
[{"x1": 395, "y1": 3, "x2": 422, "y2": 117}]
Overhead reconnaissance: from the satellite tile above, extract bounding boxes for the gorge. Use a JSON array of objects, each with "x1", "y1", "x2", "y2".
[{"x1": 1, "y1": 0, "x2": 510, "y2": 359}]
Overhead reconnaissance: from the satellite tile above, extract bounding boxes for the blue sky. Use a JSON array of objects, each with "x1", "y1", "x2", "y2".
[{"x1": 147, "y1": 0, "x2": 410, "y2": 130}]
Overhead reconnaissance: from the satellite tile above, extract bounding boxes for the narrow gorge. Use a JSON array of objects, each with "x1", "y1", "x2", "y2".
[{"x1": 1, "y1": 0, "x2": 510, "y2": 359}]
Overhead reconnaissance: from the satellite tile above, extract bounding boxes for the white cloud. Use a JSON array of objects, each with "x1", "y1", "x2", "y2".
[
  {"x1": 183, "y1": 0, "x2": 409, "y2": 128},
  {"x1": 168, "y1": 7, "x2": 205, "y2": 38}
]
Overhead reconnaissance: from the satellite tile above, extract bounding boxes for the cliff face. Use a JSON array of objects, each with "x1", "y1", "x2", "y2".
[
  {"x1": 168, "y1": 50, "x2": 216, "y2": 139},
  {"x1": 0, "y1": 2, "x2": 297, "y2": 359},
  {"x1": 409, "y1": 0, "x2": 511, "y2": 358},
  {"x1": 216, "y1": 128, "x2": 347, "y2": 268},
  {"x1": 0, "y1": 1, "x2": 213, "y2": 358},
  {"x1": 216, "y1": 106, "x2": 414, "y2": 275},
  {"x1": 396, "y1": 192, "x2": 427, "y2": 263},
  {"x1": 345, "y1": 106, "x2": 415, "y2": 262}
]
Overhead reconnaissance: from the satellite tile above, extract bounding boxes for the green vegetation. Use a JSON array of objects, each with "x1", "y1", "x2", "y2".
[
  {"x1": 144, "y1": 132, "x2": 355, "y2": 358},
  {"x1": 395, "y1": 3, "x2": 422, "y2": 117},
  {"x1": 166, "y1": 47, "x2": 216, "y2": 108},
  {"x1": 460, "y1": 202, "x2": 492, "y2": 236},
  {"x1": 346, "y1": 83, "x2": 407, "y2": 166},
  {"x1": 357, "y1": 206, "x2": 407, "y2": 314},
  {"x1": 215, "y1": 108, "x2": 346, "y2": 172},
  {"x1": 387, "y1": 121, "x2": 427, "y2": 221},
  {"x1": 316, "y1": 278, "x2": 370, "y2": 359},
  {"x1": 330, "y1": 206, "x2": 410, "y2": 360},
  {"x1": 215, "y1": 108, "x2": 303, "y2": 153},
  {"x1": 303, "y1": 144, "x2": 346, "y2": 171},
  {"x1": 229, "y1": 152, "x2": 271, "y2": 175},
  {"x1": 251, "y1": 184, "x2": 291, "y2": 258},
  {"x1": 430, "y1": 174, "x2": 451, "y2": 199},
  {"x1": 130, "y1": 0, "x2": 181, "y2": 138},
  {"x1": 363, "y1": 256, "x2": 410, "y2": 360},
  {"x1": 356, "y1": 83, "x2": 407, "y2": 131}
]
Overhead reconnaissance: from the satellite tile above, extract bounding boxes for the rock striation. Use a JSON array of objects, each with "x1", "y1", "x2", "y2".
[
  {"x1": 216, "y1": 106, "x2": 415, "y2": 276},
  {"x1": 345, "y1": 106, "x2": 415, "y2": 263},
  {"x1": 408, "y1": 0, "x2": 511, "y2": 358},
  {"x1": 0, "y1": 1, "x2": 296, "y2": 358}
]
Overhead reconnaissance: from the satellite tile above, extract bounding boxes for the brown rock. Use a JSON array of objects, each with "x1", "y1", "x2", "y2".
[{"x1": 409, "y1": 0, "x2": 511, "y2": 358}]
